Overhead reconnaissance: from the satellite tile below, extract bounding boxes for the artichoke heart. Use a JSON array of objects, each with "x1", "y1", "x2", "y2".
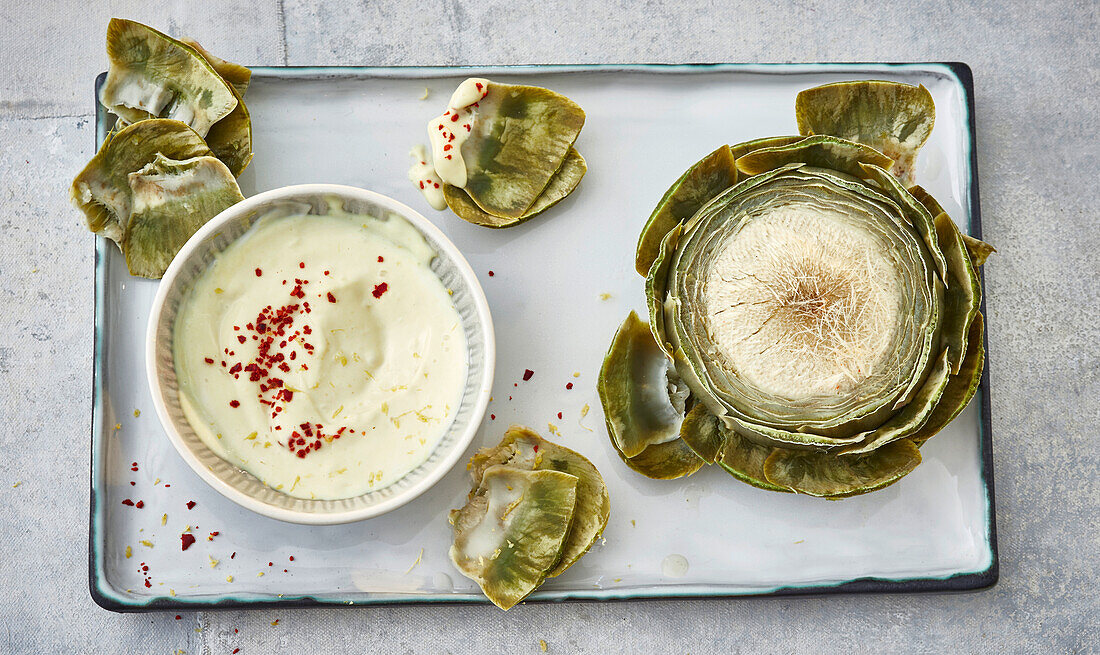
[{"x1": 598, "y1": 80, "x2": 992, "y2": 499}]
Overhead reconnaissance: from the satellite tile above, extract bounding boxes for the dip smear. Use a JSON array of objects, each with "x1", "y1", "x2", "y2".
[{"x1": 174, "y1": 200, "x2": 468, "y2": 500}]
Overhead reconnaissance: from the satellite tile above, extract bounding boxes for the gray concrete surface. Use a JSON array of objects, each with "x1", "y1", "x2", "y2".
[{"x1": 1, "y1": 1, "x2": 1097, "y2": 653}]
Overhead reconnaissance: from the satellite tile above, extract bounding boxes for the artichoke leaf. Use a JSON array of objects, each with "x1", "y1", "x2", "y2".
[
  {"x1": 203, "y1": 81, "x2": 253, "y2": 177},
  {"x1": 444, "y1": 147, "x2": 586, "y2": 228},
  {"x1": 449, "y1": 466, "x2": 577, "y2": 610},
  {"x1": 122, "y1": 154, "x2": 244, "y2": 278},
  {"x1": 468, "y1": 426, "x2": 610, "y2": 578},
  {"x1": 716, "y1": 428, "x2": 789, "y2": 493},
  {"x1": 678, "y1": 401, "x2": 724, "y2": 464},
  {"x1": 101, "y1": 19, "x2": 237, "y2": 138},
  {"x1": 727, "y1": 135, "x2": 804, "y2": 162},
  {"x1": 616, "y1": 436, "x2": 706, "y2": 480},
  {"x1": 933, "y1": 211, "x2": 982, "y2": 373},
  {"x1": 178, "y1": 37, "x2": 251, "y2": 96},
  {"x1": 734, "y1": 135, "x2": 893, "y2": 179},
  {"x1": 635, "y1": 145, "x2": 738, "y2": 276},
  {"x1": 645, "y1": 223, "x2": 683, "y2": 359},
  {"x1": 795, "y1": 80, "x2": 935, "y2": 186},
  {"x1": 764, "y1": 438, "x2": 922, "y2": 498},
  {"x1": 859, "y1": 163, "x2": 949, "y2": 286},
  {"x1": 462, "y1": 82, "x2": 585, "y2": 218},
  {"x1": 598, "y1": 311, "x2": 685, "y2": 458},
  {"x1": 70, "y1": 118, "x2": 213, "y2": 242},
  {"x1": 962, "y1": 234, "x2": 996, "y2": 267},
  {"x1": 910, "y1": 313, "x2": 985, "y2": 447}
]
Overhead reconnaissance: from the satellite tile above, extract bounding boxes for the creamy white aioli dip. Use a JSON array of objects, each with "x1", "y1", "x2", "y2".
[
  {"x1": 173, "y1": 201, "x2": 468, "y2": 500},
  {"x1": 426, "y1": 78, "x2": 490, "y2": 188},
  {"x1": 407, "y1": 145, "x2": 447, "y2": 211}
]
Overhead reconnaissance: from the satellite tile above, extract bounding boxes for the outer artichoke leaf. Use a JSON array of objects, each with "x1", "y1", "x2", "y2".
[
  {"x1": 122, "y1": 154, "x2": 244, "y2": 278},
  {"x1": 101, "y1": 19, "x2": 237, "y2": 137},
  {"x1": 728, "y1": 135, "x2": 804, "y2": 162},
  {"x1": 615, "y1": 435, "x2": 705, "y2": 480},
  {"x1": 468, "y1": 426, "x2": 610, "y2": 578},
  {"x1": 449, "y1": 466, "x2": 577, "y2": 610},
  {"x1": 462, "y1": 82, "x2": 585, "y2": 219},
  {"x1": 645, "y1": 223, "x2": 683, "y2": 359},
  {"x1": 859, "y1": 164, "x2": 949, "y2": 284},
  {"x1": 795, "y1": 80, "x2": 935, "y2": 186},
  {"x1": 203, "y1": 81, "x2": 253, "y2": 177},
  {"x1": 444, "y1": 147, "x2": 586, "y2": 228},
  {"x1": 635, "y1": 145, "x2": 737, "y2": 276},
  {"x1": 70, "y1": 119, "x2": 213, "y2": 242},
  {"x1": 962, "y1": 234, "x2": 996, "y2": 267},
  {"x1": 716, "y1": 428, "x2": 789, "y2": 493},
  {"x1": 597, "y1": 311, "x2": 685, "y2": 458},
  {"x1": 734, "y1": 135, "x2": 893, "y2": 179},
  {"x1": 678, "y1": 401, "x2": 723, "y2": 464},
  {"x1": 764, "y1": 438, "x2": 922, "y2": 498},
  {"x1": 933, "y1": 210, "x2": 982, "y2": 373},
  {"x1": 178, "y1": 37, "x2": 251, "y2": 96},
  {"x1": 911, "y1": 313, "x2": 985, "y2": 447}
]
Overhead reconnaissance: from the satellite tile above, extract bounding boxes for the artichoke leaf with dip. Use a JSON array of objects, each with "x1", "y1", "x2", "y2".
[
  {"x1": 598, "y1": 80, "x2": 993, "y2": 499},
  {"x1": 467, "y1": 426, "x2": 610, "y2": 577},
  {"x1": 101, "y1": 18, "x2": 238, "y2": 138},
  {"x1": 449, "y1": 466, "x2": 578, "y2": 610},
  {"x1": 443, "y1": 147, "x2": 587, "y2": 228},
  {"x1": 123, "y1": 153, "x2": 244, "y2": 278}
]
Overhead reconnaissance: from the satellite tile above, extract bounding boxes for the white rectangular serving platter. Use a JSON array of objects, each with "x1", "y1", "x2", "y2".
[{"x1": 90, "y1": 63, "x2": 997, "y2": 611}]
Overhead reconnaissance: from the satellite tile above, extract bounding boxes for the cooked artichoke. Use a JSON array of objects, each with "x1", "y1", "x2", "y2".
[
  {"x1": 71, "y1": 119, "x2": 243, "y2": 278},
  {"x1": 100, "y1": 19, "x2": 253, "y2": 176},
  {"x1": 450, "y1": 426, "x2": 609, "y2": 609},
  {"x1": 599, "y1": 80, "x2": 993, "y2": 498},
  {"x1": 416, "y1": 78, "x2": 586, "y2": 227}
]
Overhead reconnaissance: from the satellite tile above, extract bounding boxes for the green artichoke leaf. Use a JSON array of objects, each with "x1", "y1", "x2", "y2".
[
  {"x1": 598, "y1": 311, "x2": 705, "y2": 479},
  {"x1": 461, "y1": 82, "x2": 585, "y2": 219},
  {"x1": 645, "y1": 223, "x2": 683, "y2": 359},
  {"x1": 635, "y1": 145, "x2": 737, "y2": 276},
  {"x1": 715, "y1": 428, "x2": 789, "y2": 493},
  {"x1": 101, "y1": 19, "x2": 237, "y2": 138},
  {"x1": 962, "y1": 234, "x2": 996, "y2": 267},
  {"x1": 70, "y1": 118, "x2": 213, "y2": 242},
  {"x1": 178, "y1": 37, "x2": 251, "y2": 96},
  {"x1": 598, "y1": 311, "x2": 686, "y2": 458},
  {"x1": 910, "y1": 313, "x2": 985, "y2": 447},
  {"x1": 734, "y1": 135, "x2": 893, "y2": 179},
  {"x1": 203, "y1": 81, "x2": 253, "y2": 177},
  {"x1": 859, "y1": 164, "x2": 948, "y2": 284},
  {"x1": 728, "y1": 135, "x2": 804, "y2": 162},
  {"x1": 678, "y1": 401, "x2": 724, "y2": 464},
  {"x1": 763, "y1": 437, "x2": 922, "y2": 498},
  {"x1": 122, "y1": 154, "x2": 245, "y2": 278},
  {"x1": 449, "y1": 465, "x2": 577, "y2": 611},
  {"x1": 467, "y1": 426, "x2": 610, "y2": 578},
  {"x1": 444, "y1": 147, "x2": 586, "y2": 228},
  {"x1": 795, "y1": 80, "x2": 935, "y2": 186}
]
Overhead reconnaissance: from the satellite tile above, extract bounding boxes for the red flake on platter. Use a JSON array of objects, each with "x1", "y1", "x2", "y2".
[
  {"x1": 121, "y1": 499, "x2": 134, "y2": 506},
  {"x1": 566, "y1": 382, "x2": 573, "y2": 390},
  {"x1": 135, "y1": 500, "x2": 144, "y2": 509},
  {"x1": 229, "y1": 400, "x2": 240, "y2": 408},
  {"x1": 372, "y1": 282, "x2": 388, "y2": 298},
  {"x1": 186, "y1": 501, "x2": 196, "y2": 510},
  {"x1": 488, "y1": 270, "x2": 495, "y2": 277},
  {"x1": 255, "y1": 268, "x2": 263, "y2": 277},
  {"x1": 377, "y1": 256, "x2": 383, "y2": 263},
  {"x1": 326, "y1": 292, "x2": 336, "y2": 303},
  {"x1": 180, "y1": 533, "x2": 196, "y2": 551},
  {"x1": 557, "y1": 412, "x2": 562, "y2": 420},
  {"x1": 522, "y1": 369, "x2": 534, "y2": 381}
]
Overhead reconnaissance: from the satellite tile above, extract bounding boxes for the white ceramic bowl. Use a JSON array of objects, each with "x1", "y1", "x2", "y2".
[{"x1": 147, "y1": 184, "x2": 495, "y2": 524}]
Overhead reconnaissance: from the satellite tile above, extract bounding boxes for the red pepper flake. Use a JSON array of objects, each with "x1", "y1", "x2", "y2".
[
  {"x1": 237, "y1": 335, "x2": 247, "y2": 344},
  {"x1": 533, "y1": 444, "x2": 539, "y2": 453},
  {"x1": 121, "y1": 499, "x2": 134, "y2": 506},
  {"x1": 475, "y1": 82, "x2": 484, "y2": 91},
  {"x1": 566, "y1": 382, "x2": 574, "y2": 390},
  {"x1": 208, "y1": 531, "x2": 219, "y2": 541},
  {"x1": 129, "y1": 481, "x2": 135, "y2": 486},
  {"x1": 488, "y1": 270, "x2": 495, "y2": 277},
  {"x1": 377, "y1": 256, "x2": 384, "y2": 263},
  {"x1": 231, "y1": 552, "x2": 236, "y2": 559},
  {"x1": 522, "y1": 369, "x2": 535, "y2": 381},
  {"x1": 144, "y1": 580, "x2": 151, "y2": 588},
  {"x1": 299, "y1": 262, "x2": 305, "y2": 269},
  {"x1": 229, "y1": 400, "x2": 240, "y2": 408},
  {"x1": 490, "y1": 414, "x2": 496, "y2": 420},
  {"x1": 289, "y1": 555, "x2": 295, "y2": 561},
  {"x1": 233, "y1": 649, "x2": 240, "y2": 654},
  {"x1": 444, "y1": 154, "x2": 452, "y2": 160},
  {"x1": 450, "y1": 114, "x2": 459, "y2": 122},
  {"x1": 443, "y1": 144, "x2": 452, "y2": 151},
  {"x1": 255, "y1": 268, "x2": 263, "y2": 277},
  {"x1": 268, "y1": 562, "x2": 273, "y2": 566},
  {"x1": 326, "y1": 292, "x2": 336, "y2": 303},
  {"x1": 135, "y1": 500, "x2": 144, "y2": 509},
  {"x1": 372, "y1": 282, "x2": 389, "y2": 299},
  {"x1": 175, "y1": 615, "x2": 181, "y2": 620},
  {"x1": 186, "y1": 501, "x2": 196, "y2": 510},
  {"x1": 180, "y1": 533, "x2": 196, "y2": 551},
  {"x1": 204, "y1": 357, "x2": 214, "y2": 364}
]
